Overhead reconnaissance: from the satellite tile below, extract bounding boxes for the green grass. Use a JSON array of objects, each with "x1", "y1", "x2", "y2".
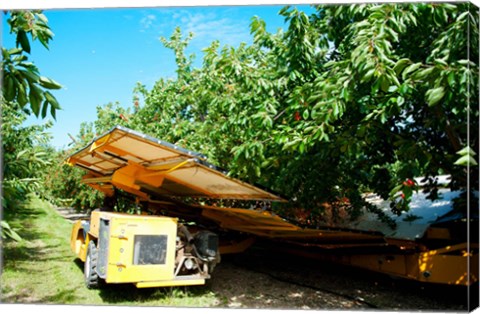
[{"x1": 1, "y1": 195, "x2": 219, "y2": 307}]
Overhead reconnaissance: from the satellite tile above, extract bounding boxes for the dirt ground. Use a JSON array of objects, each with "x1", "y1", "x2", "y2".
[{"x1": 208, "y1": 247, "x2": 474, "y2": 311}]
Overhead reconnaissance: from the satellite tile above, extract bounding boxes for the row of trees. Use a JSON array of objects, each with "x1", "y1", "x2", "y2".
[
  {"x1": 2, "y1": 4, "x2": 479, "y2": 237},
  {"x1": 67, "y1": 3, "x2": 477, "y2": 226}
]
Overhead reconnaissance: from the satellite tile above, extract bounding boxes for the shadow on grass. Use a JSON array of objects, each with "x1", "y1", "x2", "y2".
[
  {"x1": 37, "y1": 288, "x2": 79, "y2": 304},
  {"x1": 97, "y1": 283, "x2": 211, "y2": 305},
  {"x1": 1, "y1": 288, "x2": 79, "y2": 304},
  {"x1": 2, "y1": 203, "x2": 52, "y2": 268}
]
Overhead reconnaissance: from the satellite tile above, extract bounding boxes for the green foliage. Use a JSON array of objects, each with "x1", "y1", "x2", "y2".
[
  {"x1": 66, "y1": 3, "x2": 479, "y2": 227},
  {"x1": 2, "y1": 10, "x2": 61, "y2": 119},
  {"x1": 1, "y1": 102, "x2": 53, "y2": 211},
  {"x1": 1, "y1": 10, "x2": 60, "y2": 241},
  {"x1": 1, "y1": 221, "x2": 22, "y2": 242},
  {"x1": 42, "y1": 150, "x2": 104, "y2": 210}
]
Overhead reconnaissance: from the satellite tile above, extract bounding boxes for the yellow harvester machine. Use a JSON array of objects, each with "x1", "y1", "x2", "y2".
[{"x1": 67, "y1": 126, "x2": 478, "y2": 289}]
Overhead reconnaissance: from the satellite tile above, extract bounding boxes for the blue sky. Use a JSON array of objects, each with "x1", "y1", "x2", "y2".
[{"x1": 2, "y1": 4, "x2": 316, "y2": 149}]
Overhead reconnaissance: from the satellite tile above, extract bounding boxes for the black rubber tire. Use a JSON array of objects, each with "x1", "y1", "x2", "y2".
[{"x1": 84, "y1": 241, "x2": 100, "y2": 289}]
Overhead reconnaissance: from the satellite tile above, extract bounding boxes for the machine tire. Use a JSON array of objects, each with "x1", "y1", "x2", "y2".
[{"x1": 84, "y1": 241, "x2": 101, "y2": 289}]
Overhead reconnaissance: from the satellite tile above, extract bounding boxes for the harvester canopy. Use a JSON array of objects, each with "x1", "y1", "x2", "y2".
[{"x1": 66, "y1": 126, "x2": 283, "y2": 202}]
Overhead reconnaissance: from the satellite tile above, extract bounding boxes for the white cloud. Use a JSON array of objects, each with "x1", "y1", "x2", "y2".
[
  {"x1": 191, "y1": 12, "x2": 250, "y2": 46},
  {"x1": 140, "y1": 14, "x2": 157, "y2": 30},
  {"x1": 153, "y1": 8, "x2": 251, "y2": 48}
]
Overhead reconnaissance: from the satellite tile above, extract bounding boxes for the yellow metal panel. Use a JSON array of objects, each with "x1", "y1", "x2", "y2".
[
  {"x1": 167, "y1": 165, "x2": 281, "y2": 199},
  {"x1": 82, "y1": 176, "x2": 113, "y2": 184},
  {"x1": 89, "y1": 133, "x2": 111, "y2": 152},
  {"x1": 111, "y1": 136, "x2": 178, "y2": 161},
  {"x1": 70, "y1": 220, "x2": 84, "y2": 256},
  {"x1": 135, "y1": 278, "x2": 205, "y2": 288},
  {"x1": 97, "y1": 145, "x2": 131, "y2": 159},
  {"x1": 111, "y1": 166, "x2": 140, "y2": 190},
  {"x1": 80, "y1": 154, "x2": 104, "y2": 165},
  {"x1": 96, "y1": 160, "x2": 121, "y2": 170},
  {"x1": 87, "y1": 183, "x2": 115, "y2": 197},
  {"x1": 163, "y1": 172, "x2": 217, "y2": 197},
  {"x1": 136, "y1": 173, "x2": 165, "y2": 188},
  {"x1": 418, "y1": 254, "x2": 469, "y2": 285},
  {"x1": 89, "y1": 211, "x2": 102, "y2": 238},
  {"x1": 105, "y1": 214, "x2": 178, "y2": 284},
  {"x1": 147, "y1": 158, "x2": 194, "y2": 171},
  {"x1": 416, "y1": 244, "x2": 479, "y2": 285},
  {"x1": 347, "y1": 244, "x2": 479, "y2": 285}
]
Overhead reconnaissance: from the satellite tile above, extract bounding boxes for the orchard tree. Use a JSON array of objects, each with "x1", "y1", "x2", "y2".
[
  {"x1": 293, "y1": 3, "x2": 479, "y2": 216},
  {"x1": 1, "y1": 10, "x2": 60, "y2": 240},
  {"x1": 1, "y1": 102, "x2": 53, "y2": 210}
]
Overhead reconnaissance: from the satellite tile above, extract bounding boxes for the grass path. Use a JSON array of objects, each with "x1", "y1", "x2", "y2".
[{"x1": 1, "y1": 196, "x2": 218, "y2": 307}]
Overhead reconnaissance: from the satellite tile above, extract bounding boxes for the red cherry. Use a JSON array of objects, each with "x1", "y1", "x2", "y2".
[{"x1": 294, "y1": 111, "x2": 301, "y2": 121}]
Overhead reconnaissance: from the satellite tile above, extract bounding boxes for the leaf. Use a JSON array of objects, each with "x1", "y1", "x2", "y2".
[
  {"x1": 362, "y1": 69, "x2": 375, "y2": 82},
  {"x1": 16, "y1": 149, "x2": 29, "y2": 160},
  {"x1": 456, "y1": 146, "x2": 477, "y2": 156},
  {"x1": 389, "y1": 184, "x2": 403, "y2": 197},
  {"x1": 39, "y1": 76, "x2": 62, "y2": 90},
  {"x1": 35, "y1": 12, "x2": 49, "y2": 24},
  {"x1": 16, "y1": 30, "x2": 31, "y2": 54},
  {"x1": 17, "y1": 82, "x2": 28, "y2": 107},
  {"x1": 393, "y1": 58, "x2": 411, "y2": 75},
  {"x1": 454, "y1": 155, "x2": 478, "y2": 166},
  {"x1": 302, "y1": 109, "x2": 309, "y2": 120},
  {"x1": 19, "y1": 69, "x2": 40, "y2": 82},
  {"x1": 1, "y1": 221, "x2": 22, "y2": 242},
  {"x1": 380, "y1": 111, "x2": 387, "y2": 124},
  {"x1": 29, "y1": 85, "x2": 43, "y2": 116},
  {"x1": 412, "y1": 67, "x2": 434, "y2": 80},
  {"x1": 434, "y1": 59, "x2": 448, "y2": 67},
  {"x1": 255, "y1": 166, "x2": 261, "y2": 178},
  {"x1": 4, "y1": 75, "x2": 15, "y2": 101},
  {"x1": 457, "y1": 59, "x2": 475, "y2": 66},
  {"x1": 8, "y1": 47, "x2": 23, "y2": 55},
  {"x1": 380, "y1": 76, "x2": 390, "y2": 92},
  {"x1": 426, "y1": 86, "x2": 445, "y2": 106},
  {"x1": 299, "y1": 141, "x2": 305, "y2": 154},
  {"x1": 44, "y1": 91, "x2": 61, "y2": 109},
  {"x1": 447, "y1": 72, "x2": 456, "y2": 87},
  {"x1": 41, "y1": 99, "x2": 49, "y2": 118},
  {"x1": 402, "y1": 63, "x2": 422, "y2": 80}
]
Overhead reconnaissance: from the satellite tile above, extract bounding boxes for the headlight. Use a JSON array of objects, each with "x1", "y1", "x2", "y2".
[{"x1": 185, "y1": 258, "x2": 195, "y2": 270}]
